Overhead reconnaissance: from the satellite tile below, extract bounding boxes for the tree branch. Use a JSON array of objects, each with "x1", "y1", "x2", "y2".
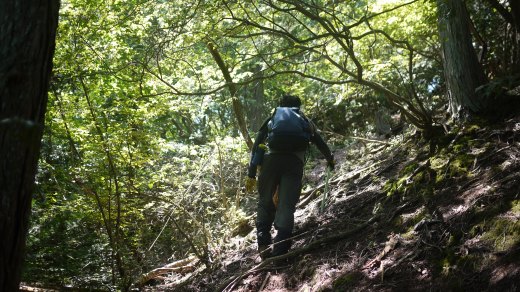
[{"x1": 206, "y1": 40, "x2": 253, "y2": 150}]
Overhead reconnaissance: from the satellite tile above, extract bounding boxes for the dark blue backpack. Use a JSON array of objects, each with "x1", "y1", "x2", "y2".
[{"x1": 267, "y1": 107, "x2": 312, "y2": 151}]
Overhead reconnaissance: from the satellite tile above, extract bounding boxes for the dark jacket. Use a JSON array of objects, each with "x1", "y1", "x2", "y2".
[{"x1": 247, "y1": 112, "x2": 334, "y2": 178}]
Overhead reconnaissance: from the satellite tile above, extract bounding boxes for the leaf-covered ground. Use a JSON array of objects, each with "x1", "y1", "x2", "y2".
[{"x1": 145, "y1": 114, "x2": 520, "y2": 291}]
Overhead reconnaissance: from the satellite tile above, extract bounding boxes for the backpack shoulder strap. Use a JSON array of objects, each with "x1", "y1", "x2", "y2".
[
  {"x1": 299, "y1": 110, "x2": 316, "y2": 135},
  {"x1": 271, "y1": 107, "x2": 278, "y2": 117},
  {"x1": 267, "y1": 107, "x2": 278, "y2": 130}
]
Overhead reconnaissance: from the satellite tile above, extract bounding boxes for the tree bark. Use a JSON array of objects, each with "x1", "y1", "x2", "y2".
[
  {"x1": 436, "y1": 0, "x2": 488, "y2": 117},
  {"x1": 0, "y1": 1, "x2": 60, "y2": 290},
  {"x1": 247, "y1": 65, "x2": 266, "y2": 132},
  {"x1": 509, "y1": 0, "x2": 520, "y2": 75},
  {"x1": 511, "y1": 0, "x2": 520, "y2": 31}
]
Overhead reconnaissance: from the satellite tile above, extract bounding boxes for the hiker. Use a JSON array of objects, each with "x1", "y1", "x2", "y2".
[{"x1": 246, "y1": 94, "x2": 335, "y2": 260}]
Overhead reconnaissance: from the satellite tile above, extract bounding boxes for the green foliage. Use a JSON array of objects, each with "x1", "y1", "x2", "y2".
[
  {"x1": 383, "y1": 161, "x2": 419, "y2": 197},
  {"x1": 27, "y1": 2, "x2": 254, "y2": 284},
  {"x1": 465, "y1": 0, "x2": 520, "y2": 79},
  {"x1": 480, "y1": 217, "x2": 520, "y2": 253},
  {"x1": 23, "y1": 0, "x2": 516, "y2": 289}
]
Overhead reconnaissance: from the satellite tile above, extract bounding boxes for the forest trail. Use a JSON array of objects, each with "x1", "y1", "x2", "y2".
[{"x1": 144, "y1": 115, "x2": 520, "y2": 291}]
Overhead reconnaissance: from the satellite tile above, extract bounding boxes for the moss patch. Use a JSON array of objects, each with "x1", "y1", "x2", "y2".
[
  {"x1": 480, "y1": 217, "x2": 520, "y2": 252},
  {"x1": 511, "y1": 200, "x2": 520, "y2": 214}
]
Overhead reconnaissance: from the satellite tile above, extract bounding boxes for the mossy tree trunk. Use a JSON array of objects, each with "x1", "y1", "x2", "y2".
[
  {"x1": 437, "y1": 0, "x2": 489, "y2": 118},
  {"x1": 0, "y1": 1, "x2": 60, "y2": 290}
]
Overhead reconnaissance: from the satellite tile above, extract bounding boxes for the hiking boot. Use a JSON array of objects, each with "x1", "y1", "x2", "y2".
[{"x1": 258, "y1": 245, "x2": 272, "y2": 260}]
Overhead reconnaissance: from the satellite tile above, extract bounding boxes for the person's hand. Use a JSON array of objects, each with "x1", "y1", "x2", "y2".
[
  {"x1": 327, "y1": 159, "x2": 335, "y2": 171},
  {"x1": 245, "y1": 177, "x2": 257, "y2": 193}
]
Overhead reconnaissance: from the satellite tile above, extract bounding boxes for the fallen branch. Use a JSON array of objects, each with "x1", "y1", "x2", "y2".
[
  {"x1": 321, "y1": 131, "x2": 394, "y2": 146},
  {"x1": 20, "y1": 285, "x2": 59, "y2": 292},
  {"x1": 350, "y1": 136, "x2": 393, "y2": 145},
  {"x1": 378, "y1": 247, "x2": 418, "y2": 281},
  {"x1": 298, "y1": 161, "x2": 383, "y2": 208},
  {"x1": 137, "y1": 255, "x2": 198, "y2": 286},
  {"x1": 220, "y1": 215, "x2": 379, "y2": 291},
  {"x1": 259, "y1": 272, "x2": 270, "y2": 291},
  {"x1": 363, "y1": 233, "x2": 400, "y2": 270}
]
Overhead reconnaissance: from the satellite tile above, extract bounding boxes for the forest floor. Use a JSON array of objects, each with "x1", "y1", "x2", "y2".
[{"x1": 145, "y1": 114, "x2": 520, "y2": 291}]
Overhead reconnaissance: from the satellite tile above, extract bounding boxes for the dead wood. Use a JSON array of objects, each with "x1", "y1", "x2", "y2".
[
  {"x1": 350, "y1": 136, "x2": 394, "y2": 146},
  {"x1": 259, "y1": 272, "x2": 270, "y2": 291},
  {"x1": 137, "y1": 256, "x2": 198, "y2": 286},
  {"x1": 220, "y1": 215, "x2": 379, "y2": 292},
  {"x1": 20, "y1": 285, "x2": 59, "y2": 292},
  {"x1": 362, "y1": 233, "x2": 400, "y2": 270},
  {"x1": 298, "y1": 161, "x2": 383, "y2": 208}
]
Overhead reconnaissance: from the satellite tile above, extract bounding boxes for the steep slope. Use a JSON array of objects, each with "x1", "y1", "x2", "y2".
[{"x1": 145, "y1": 114, "x2": 520, "y2": 291}]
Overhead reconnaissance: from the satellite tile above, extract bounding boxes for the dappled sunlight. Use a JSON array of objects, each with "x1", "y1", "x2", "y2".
[{"x1": 8, "y1": 0, "x2": 519, "y2": 290}]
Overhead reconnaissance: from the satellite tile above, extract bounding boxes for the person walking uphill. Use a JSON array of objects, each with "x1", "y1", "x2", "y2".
[{"x1": 246, "y1": 95, "x2": 335, "y2": 261}]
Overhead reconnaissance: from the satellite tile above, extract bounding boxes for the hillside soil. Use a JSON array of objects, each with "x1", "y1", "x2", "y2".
[{"x1": 144, "y1": 114, "x2": 520, "y2": 291}]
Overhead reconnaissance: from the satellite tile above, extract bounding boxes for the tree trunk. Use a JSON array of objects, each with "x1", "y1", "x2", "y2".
[
  {"x1": 509, "y1": 0, "x2": 520, "y2": 75},
  {"x1": 437, "y1": 0, "x2": 488, "y2": 117},
  {"x1": 0, "y1": 1, "x2": 60, "y2": 290},
  {"x1": 247, "y1": 65, "x2": 267, "y2": 132},
  {"x1": 511, "y1": 0, "x2": 520, "y2": 30}
]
